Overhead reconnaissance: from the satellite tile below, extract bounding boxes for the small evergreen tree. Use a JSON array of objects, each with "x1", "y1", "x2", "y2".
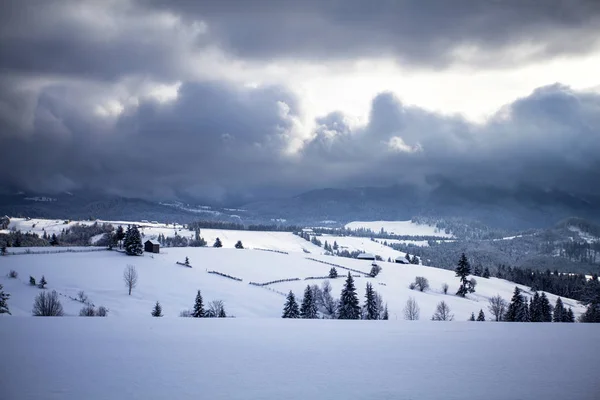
[
  {"x1": 530, "y1": 292, "x2": 542, "y2": 322},
  {"x1": 473, "y1": 264, "x2": 482, "y2": 277},
  {"x1": 0, "y1": 284, "x2": 10, "y2": 315},
  {"x1": 405, "y1": 253, "x2": 411, "y2": 262},
  {"x1": 29, "y1": 276, "x2": 36, "y2": 286},
  {"x1": 338, "y1": 272, "x2": 360, "y2": 319},
  {"x1": 565, "y1": 308, "x2": 575, "y2": 323},
  {"x1": 579, "y1": 303, "x2": 600, "y2": 322},
  {"x1": 235, "y1": 240, "x2": 244, "y2": 249},
  {"x1": 282, "y1": 291, "x2": 300, "y2": 318},
  {"x1": 382, "y1": 304, "x2": 389, "y2": 320},
  {"x1": 411, "y1": 255, "x2": 419, "y2": 264},
  {"x1": 469, "y1": 312, "x2": 475, "y2": 321},
  {"x1": 192, "y1": 290, "x2": 204, "y2": 318},
  {"x1": 477, "y1": 309, "x2": 485, "y2": 321},
  {"x1": 124, "y1": 226, "x2": 143, "y2": 256},
  {"x1": 483, "y1": 267, "x2": 491, "y2": 278},
  {"x1": 455, "y1": 253, "x2": 474, "y2": 297},
  {"x1": 1, "y1": 244, "x2": 6, "y2": 256},
  {"x1": 300, "y1": 285, "x2": 318, "y2": 319},
  {"x1": 553, "y1": 297, "x2": 565, "y2": 322},
  {"x1": 50, "y1": 233, "x2": 59, "y2": 246},
  {"x1": 328, "y1": 267, "x2": 338, "y2": 278},
  {"x1": 115, "y1": 225, "x2": 125, "y2": 247},
  {"x1": 333, "y1": 241, "x2": 338, "y2": 251},
  {"x1": 38, "y1": 275, "x2": 47, "y2": 289},
  {"x1": 505, "y1": 287, "x2": 527, "y2": 322},
  {"x1": 213, "y1": 238, "x2": 223, "y2": 248},
  {"x1": 152, "y1": 301, "x2": 163, "y2": 317},
  {"x1": 364, "y1": 282, "x2": 379, "y2": 320}
]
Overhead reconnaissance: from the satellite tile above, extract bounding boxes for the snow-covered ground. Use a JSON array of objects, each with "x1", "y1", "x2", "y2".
[
  {"x1": 0, "y1": 247, "x2": 585, "y2": 320},
  {"x1": 1, "y1": 318, "x2": 598, "y2": 400},
  {"x1": 345, "y1": 220, "x2": 454, "y2": 238}
]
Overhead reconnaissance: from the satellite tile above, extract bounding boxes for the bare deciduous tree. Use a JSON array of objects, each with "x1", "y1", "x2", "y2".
[
  {"x1": 79, "y1": 304, "x2": 96, "y2": 316},
  {"x1": 431, "y1": 301, "x2": 454, "y2": 321},
  {"x1": 32, "y1": 290, "x2": 64, "y2": 316},
  {"x1": 97, "y1": 306, "x2": 109, "y2": 317},
  {"x1": 403, "y1": 297, "x2": 420, "y2": 320},
  {"x1": 441, "y1": 283, "x2": 449, "y2": 294},
  {"x1": 488, "y1": 294, "x2": 508, "y2": 321},
  {"x1": 413, "y1": 276, "x2": 430, "y2": 292},
  {"x1": 207, "y1": 300, "x2": 226, "y2": 317},
  {"x1": 123, "y1": 265, "x2": 138, "y2": 296}
]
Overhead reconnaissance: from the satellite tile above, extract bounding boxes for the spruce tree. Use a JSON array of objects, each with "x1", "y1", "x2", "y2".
[
  {"x1": 192, "y1": 290, "x2": 204, "y2": 318},
  {"x1": 38, "y1": 275, "x2": 47, "y2": 289},
  {"x1": 469, "y1": 312, "x2": 476, "y2": 321},
  {"x1": 364, "y1": 282, "x2": 379, "y2": 320},
  {"x1": 300, "y1": 285, "x2": 318, "y2": 319},
  {"x1": 473, "y1": 264, "x2": 482, "y2": 277},
  {"x1": 565, "y1": 308, "x2": 575, "y2": 323},
  {"x1": 530, "y1": 292, "x2": 541, "y2": 322},
  {"x1": 455, "y1": 253, "x2": 474, "y2": 297},
  {"x1": 333, "y1": 241, "x2": 338, "y2": 251},
  {"x1": 29, "y1": 276, "x2": 36, "y2": 286},
  {"x1": 338, "y1": 272, "x2": 360, "y2": 319},
  {"x1": 483, "y1": 267, "x2": 491, "y2": 278},
  {"x1": 282, "y1": 291, "x2": 300, "y2": 318},
  {"x1": 213, "y1": 238, "x2": 223, "y2": 248},
  {"x1": 477, "y1": 309, "x2": 485, "y2": 321},
  {"x1": 505, "y1": 287, "x2": 526, "y2": 322},
  {"x1": 521, "y1": 298, "x2": 531, "y2": 322},
  {"x1": 0, "y1": 284, "x2": 10, "y2": 315},
  {"x1": 382, "y1": 304, "x2": 389, "y2": 320},
  {"x1": 185, "y1": 257, "x2": 190, "y2": 266},
  {"x1": 151, "y1": 301, "x2": 163, "y2": 317},
  {"x1": 328, "y1": 267, "x2": 338, "y2": 278},
  {"x1": 124, "y1": 226, "x2": 143, "y2": 256},
  {"x1": 539, "y1": 292, "x2": 553, "y2": 322},
  {"x1": 553, "y1": 297, "x2": 565, "y2": 322},
  {"x1": 115, "y1": 225, "x2": 125, "y2": 248},
  {"x1": 235, "y1": 240, "x2": 244, "y2": 249},
  {"x1": 50, "y1": 234, "x2": 59, "y2": 246}
]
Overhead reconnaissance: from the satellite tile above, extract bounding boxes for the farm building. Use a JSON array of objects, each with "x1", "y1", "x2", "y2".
[
  {"x1": 395, "y1": 256, "x2": 410, "y2": 264},
  {"x1": 357, "y1": 253, "x2": 376, "y2": 261},
  {"x1": 144, "y1": 240, "x2": 160, "y2": 254}
]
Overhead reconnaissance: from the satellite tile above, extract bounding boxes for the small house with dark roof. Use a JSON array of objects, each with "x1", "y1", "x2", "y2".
[
  {"x1": 357, "y1": 252, "x2": 376, "y2": 261},
  {"x1": 395, "y1": 256, "x2": 410, "y2": 264},
  {"x1": 144, "y1": 239, "x2": 160, "y2": 254}
]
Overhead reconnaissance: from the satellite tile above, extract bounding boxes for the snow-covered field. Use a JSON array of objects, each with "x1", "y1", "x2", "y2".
[
  {"x1": 1, "y1": 318, "x2": 598, "y2": 400},
  {"x1": 345, "y1": 220, "x2": 454, "y2": 238},
  {"x1": 0, "y1": 247, "x2": 585, "y2": 320}
]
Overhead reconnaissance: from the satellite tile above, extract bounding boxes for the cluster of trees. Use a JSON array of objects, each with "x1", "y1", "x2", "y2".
[
  {"x1": 0, "y1": 284, "x2": 10, "y2": 315},
  {"x1": 282, "y1": 273, "x2": 388, "y2": 320},
  {"x1": 188, "y1": 220, "x2": 303, "y2": 232},
  {"x1": 486, "y1": 288, "x2": 577, "y2": 322},
  {"x1": 179, "y1": 290, "x2": 228, "y2": 318},
  {"x1": 1, "y1": 230, "x2": 47, "y2": 248}
]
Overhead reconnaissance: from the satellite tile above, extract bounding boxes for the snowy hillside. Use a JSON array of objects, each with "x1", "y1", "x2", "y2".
[
  {"x1": 0, "y1": 246, "x2": 585, "y2": 320},
  {"x1": 345, "y1": 220, "x2": 454, "y2": 237}
]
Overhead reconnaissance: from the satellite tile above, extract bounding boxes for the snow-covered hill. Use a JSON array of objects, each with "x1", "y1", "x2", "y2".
[
  {"x1": 345, "y1": 220, "x2": 454, "y2": 238},
  {"x1": 0, "y1": 246, "x2": 584, "y2": 320}
]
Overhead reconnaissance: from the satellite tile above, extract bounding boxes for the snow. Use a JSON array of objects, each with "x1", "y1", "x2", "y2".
[
  {"x1": 345, "y1": 220, "x2": 454, "y2": 238},
  {"x1": 0, "y1": 247, "x2": 585, "y2": 321},
  {"x1": 1, "y1": 318, "x2": 598, "y2": 400}
]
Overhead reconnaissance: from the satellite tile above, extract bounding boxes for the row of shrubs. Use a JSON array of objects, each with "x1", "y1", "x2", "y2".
[
  {"x1": 207, "y1": 270, "x2": 243, "y2": 282},
  {"x1": 304, "y1": 276, "x2": 331, "y2": 281},
  {"x1": 6, "y1": 247, "x2": 107, "y2": 256},
  {"x1": 249, "y1": 278, "x2": 301, "y2": 286},
  {"x1": 253, "y1": 248, "x2": 289, "y2": 255},
  {"x1": 31, "y1": 290, "x2": 109, "y2": 317},
  {"x1": 408, "y1": 276, "x2": 476, "y2": 295}
]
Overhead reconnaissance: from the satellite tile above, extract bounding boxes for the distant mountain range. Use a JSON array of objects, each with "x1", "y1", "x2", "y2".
[{"x1": 2, "y1": 181, "x2": 600, "y2": 231}]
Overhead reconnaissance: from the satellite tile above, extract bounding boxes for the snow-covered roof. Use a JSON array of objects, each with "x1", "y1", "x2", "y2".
[
  {"x1": 145, "y1": 239, "x2": 160, "y2": 245},
  {"x1": 357, "y1": 252, "x2": 375, "y2": 259}
]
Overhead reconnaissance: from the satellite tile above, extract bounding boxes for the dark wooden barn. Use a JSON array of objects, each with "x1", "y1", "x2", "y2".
[{"x1": 144, "y1": 240, "x2": 160, "y2": 254}]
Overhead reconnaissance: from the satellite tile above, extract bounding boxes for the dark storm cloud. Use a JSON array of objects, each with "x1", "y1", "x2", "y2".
[
  {"x1": 147, "y1": 0, "x2": 600, "y2": 66},
  {"x1": 2, "y1": 80, "x2": 599, "y2": 201}
]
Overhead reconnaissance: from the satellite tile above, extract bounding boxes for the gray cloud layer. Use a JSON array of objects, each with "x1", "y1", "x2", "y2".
[{"x1": 1, "y1": 0, "x2": 599, "y2": 203}]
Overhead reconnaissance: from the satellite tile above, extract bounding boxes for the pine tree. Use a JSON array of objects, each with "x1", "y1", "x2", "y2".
[
  {"x1": 565, "y1": 308, "x2": 575, "y2": 323},
  {"x1": 483, "y1": 267, "x2": 491, "y2": 278},
  {"x1": 387, "y1": 257, "x2": 391, "y2": 263},
  {"x1": 333, "y1": 241, "x2": 338, "y2": 251},
  {"x1": 328, "y1": 267, "x2": 338, "y2": 278},
  {"x1": 124, "y1": 226, "x2": 143, "y2": 256},
  {"x1": 382, "y1": 304, "x2": 389, "y2": 320},
  {"x1": 282, "y1": 291, "x2": 300, "y2": 318},
  {"x1": 539, "y1": 292, "x2": 553, "y2": 322},
  {"x1": 300, "y1": 285, "x2": 318, "y2": 319},
  {"x1": 185, "y1": 256, "x2": 190, "y2": 266},
  {"x1": 29, "y1": 276, "x2": 36, "y2": 286},
  {"x1": 364, "y1": 282, "x2": 379, "y2": 320},
  {"x1": 0, "y1": 284, "x2": 10, "y2": 315},
  {"x1": 115, "y1": 225, "x2": 125, "y2": 247},
  {"x1": 530, "y1": 292, "x2": 542, "y2": 322},
  {"x1": 553, "y1": 297, "x2": 565, "y2": 322},
  {"x1": 580, "y1": 303, "x2": 600, "y2": 322},
  {"x1": 469, "y1": 312, "x2": 476, "y2": 321},
  {"x1": 411, "y1": 255, "x2": 419, "y2": 264},
  {"x1": 38, "y1": 275, "x2": 47, "y2": 289},
  {"x1": 473, "y1": 264, "x2": 482, "y2": 277},
  {"x1": 521, "y1": 298, "x2": 531, "y2": 322},
  {"x1": 338, "y1": 272, "x2": 360, "y2": 319},
  {"x1": 477, "y1": 309, "x2": 485, "y2": 321},
  {"x1": 505, "y1": 287, "x2": 526, "y2": 322},
  {"x1": 455, "y1": 253, "x2": 474, "y2": 297},
  {"x1": 192, "y1": 290, "x2": 204, "y2": 318},
  {"x1": 151, "y1": 301, "x2": 163, "y2": 317},
  {"x1": 213, "y1": 238, "x2": 223, "y2": 248},
  {"x1": 235, "y1": 240, "x2": 244, "y2": 249},
  {"x1": 50, "y1": 233, "x2": 59, "y2": 246}
]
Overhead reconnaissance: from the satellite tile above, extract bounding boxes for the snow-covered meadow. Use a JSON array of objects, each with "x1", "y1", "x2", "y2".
[{"x1": 1, "y1": 318, "x2": 598, "y2": 400}]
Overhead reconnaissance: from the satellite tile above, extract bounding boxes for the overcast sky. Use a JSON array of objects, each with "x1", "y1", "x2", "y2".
[{"x1": 1, "y1": 0, "x2": 599, "y2": 203}]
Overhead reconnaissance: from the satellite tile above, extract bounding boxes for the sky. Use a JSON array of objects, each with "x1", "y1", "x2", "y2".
[{"x1": 1, "y1": 0, "x2": 599, "y2": 203}]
